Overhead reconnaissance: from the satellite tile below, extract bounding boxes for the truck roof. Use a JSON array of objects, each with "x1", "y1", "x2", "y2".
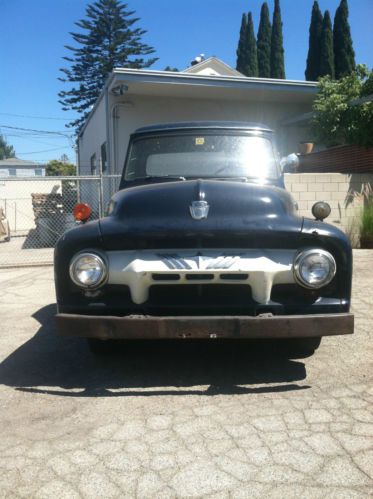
[{"x1": 134, "y1": 121, "x2": 273, "y2": 135}]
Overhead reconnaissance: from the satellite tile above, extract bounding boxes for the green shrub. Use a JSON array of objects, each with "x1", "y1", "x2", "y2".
[
  {"x1": 361, "y1": 202, "x2": 373, "y2": 237},
  {"x1": 312, "y1": 65, "x2": 373, "y2": 147}
]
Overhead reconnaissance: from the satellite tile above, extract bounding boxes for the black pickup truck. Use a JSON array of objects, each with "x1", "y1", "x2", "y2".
[{"x1": 54, "y1": 121, "x2": 353, "y2": 355}]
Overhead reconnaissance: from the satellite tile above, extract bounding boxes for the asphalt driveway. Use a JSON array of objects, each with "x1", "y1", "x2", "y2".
[{"x1": 0, "y1": 251, "x2": 372, "y2": 498}]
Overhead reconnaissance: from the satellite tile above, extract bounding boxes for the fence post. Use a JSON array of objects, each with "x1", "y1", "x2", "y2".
[{"x1": 98, "y1": 176, "x2": 104, "y2": 218}]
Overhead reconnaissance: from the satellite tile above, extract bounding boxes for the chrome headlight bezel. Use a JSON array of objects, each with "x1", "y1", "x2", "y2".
[
  {"x1": 69, "y1": 252, "x2": 108, "y2": 289},
  {"x1": 293, "y1": 249, "x2": 336, "y2": 289}
]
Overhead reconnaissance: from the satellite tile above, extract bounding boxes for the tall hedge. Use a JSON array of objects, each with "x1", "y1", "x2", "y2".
[
  {"x1": 257, "y1": 2, "x2": 272, "y2": 78},
  {"x1": 319, "y1": 10, "x2": 335, "y2": 79},
  {"x1": 305, "y1": 1, "x2": 323, "y2": 81},
  {"x1": 333, "y1": 0, "x2": 355, "y2": 79},
  {"x1": 236, "y1": 13, "x2": 248, "y2": 74},
  {"x1": 270, "y1": 0, "x2": 285, "y2": 79}
]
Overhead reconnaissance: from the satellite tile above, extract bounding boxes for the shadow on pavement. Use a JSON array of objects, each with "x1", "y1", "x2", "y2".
[{"x1": 0, "y1": 304, "x2": 309, "y2": 397}]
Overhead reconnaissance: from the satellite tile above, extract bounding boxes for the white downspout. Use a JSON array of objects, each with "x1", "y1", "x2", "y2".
[
  {"x1": 104, "y1": 83, "x2": 112, "y2": 174},
  {"x1": 111, "y1": 102, "x2": 134, "y2": 174}
]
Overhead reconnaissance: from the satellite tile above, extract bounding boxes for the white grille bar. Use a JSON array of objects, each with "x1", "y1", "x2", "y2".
[{"x1": 107, "y1": 249, "x2": 296, "y2": 305}]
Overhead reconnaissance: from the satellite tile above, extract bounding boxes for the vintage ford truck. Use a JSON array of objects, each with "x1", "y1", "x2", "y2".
[{"x1": 55, "y1": 122, "x2": 354, "y2": 355}]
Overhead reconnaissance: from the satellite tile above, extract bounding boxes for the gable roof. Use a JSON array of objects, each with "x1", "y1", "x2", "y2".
[
  {"x1": 78, "y1": 62, "x2": 318, "y2": 138},
  {"x1": 183, "y1": 57, "x2": 243, "y2": 77},
  {"x1": 0, "y1": 157, "x2": 40, "y2": 167}
]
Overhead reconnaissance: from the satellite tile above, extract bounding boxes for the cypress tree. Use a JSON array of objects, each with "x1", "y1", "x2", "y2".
[
  {"x1": 270, "y1": 0, "x2": 285, "y2": 79},
  {"x1": 305, "y1": 1, "x2": 323, "y2": 80},
  {"x1": 59, "y1": 0, "x2": 157, "y2": 130},
  {"x1": 333, "y1": 0, "x2": 355, "y2": 79},
  {"x1": 236, "y1": 13, "x2": 248, "y2": 74},
  {"x1": 257, "y1": 2, "x2": 272, "y2": 78},
  {"x1": 319, "y1": 10, "x2": 335, "y2": 78},
  {"x1": 245, "y1": 13, "x2": 258, "y2": 77}
]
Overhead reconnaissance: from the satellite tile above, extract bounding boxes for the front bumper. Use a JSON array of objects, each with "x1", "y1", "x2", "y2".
[{"x1": 56, "y1": 312, "x2": 354, "y2": 340}]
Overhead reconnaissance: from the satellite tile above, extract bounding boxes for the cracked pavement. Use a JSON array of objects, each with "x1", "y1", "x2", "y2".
[{"x1": 0, "y1": 250, "x2": 372, "y2": 498}]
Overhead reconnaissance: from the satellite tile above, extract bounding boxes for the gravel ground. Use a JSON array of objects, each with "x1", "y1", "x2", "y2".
[
  {"x1": 0, "y1": 251, "x2": 372, "y2": 498},
  {"x1": 0, "y1": 236, "x2": 53, "y2": 268}
]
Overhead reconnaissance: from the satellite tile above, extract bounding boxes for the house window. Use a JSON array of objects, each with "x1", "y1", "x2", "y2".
[
  {"x1": 9, "y1": 169, "x2": 17, "y2": 176},
  {"x1": 90, "y1": 153, "x2": 97, "y2": 175},
  {"x1": 35, "y1": 168, "x2": 43, "y2": 176},
  {"x1": 101, "y1": 142, "x2": 107, "y2": 173},
  {"x1": 17, "y1": 169, "x2": 34, "y2": 177}
]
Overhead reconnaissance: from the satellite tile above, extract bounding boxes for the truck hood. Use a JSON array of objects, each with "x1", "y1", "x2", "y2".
[{"x1": 99, "y1": 179, "x2": 303, "y2": 250}]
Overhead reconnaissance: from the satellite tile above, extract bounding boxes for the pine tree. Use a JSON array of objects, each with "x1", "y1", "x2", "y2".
[
  {"x1": 0, "y1": 135, "x2": 15, "y2": 160},
  {"x1": 257, "y1": 2, "x2": 271, "y2": 78},
  {"x1": 333, "y1": 0, "x2": 355, "y2": 79},
  {"x1": 270, "y1": 0, "x2": 285, "y2": 79},
  {"x1": 319, "y1": 10, "x2": 335, "y2": 78},
  {"x1": 245, "y1": 13, "x2": 258, "y2": 77},
  {"x1": 236, "y1": 13, "x2": 248, "y2": 74},
  {"x1": 305, "y1": 1, "x2": 323, "y2": 80},
  {"x1": 59, "y1": 0, "x2": 157, "y2": 130}
]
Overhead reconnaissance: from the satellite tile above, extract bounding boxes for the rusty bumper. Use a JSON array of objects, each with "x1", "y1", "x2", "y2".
[{"x1": 56, "y1": 312, "x2": 354, "y2": 340}]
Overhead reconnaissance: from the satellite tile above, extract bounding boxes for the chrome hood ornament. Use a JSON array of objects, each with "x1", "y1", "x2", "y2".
[{"x1": 189, "y1": 200, "x2": 209, "y2": 220}]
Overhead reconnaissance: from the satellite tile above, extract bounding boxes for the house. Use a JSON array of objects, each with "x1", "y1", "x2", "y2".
[
  {"x1": 0, "y1": 158, "x2": 45, "y2": 177},
  {"x1": 77, "y1": 57, "x2": 318, "y2": 176}
]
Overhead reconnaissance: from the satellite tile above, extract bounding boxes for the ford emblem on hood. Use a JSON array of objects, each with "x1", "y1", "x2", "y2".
[{"x1": 190, "y1": 200, "x2": 209, "y2": 220}]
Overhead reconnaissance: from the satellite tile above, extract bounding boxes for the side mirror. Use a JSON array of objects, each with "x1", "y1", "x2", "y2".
[{"x1": 280, "y1": 153, "x2": 300, "y2": 173}]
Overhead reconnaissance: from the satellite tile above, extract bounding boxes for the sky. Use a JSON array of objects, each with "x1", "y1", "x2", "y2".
[{"x1": 1, "y1": 0, "x2": 372, "y2": 165}]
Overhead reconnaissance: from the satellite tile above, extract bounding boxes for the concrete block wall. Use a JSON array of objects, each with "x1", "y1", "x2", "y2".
[{"x1": 284, "y1": 173, "x2": 373, "y2": 247}]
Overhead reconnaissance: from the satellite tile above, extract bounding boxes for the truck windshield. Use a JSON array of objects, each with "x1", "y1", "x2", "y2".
[{"x1": 124, "y1": 133, "x2": 278, "y2": 181}]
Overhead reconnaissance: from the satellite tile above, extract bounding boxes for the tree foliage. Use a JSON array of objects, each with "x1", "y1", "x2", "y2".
[
  {"x1": 236, "y1": 12, "x2": 258, "y2": 77},
  {"x1": 319, "y1": 10, "x2": 335, "y2": 78},
  {"x1": 59, "y1": 0, "x2": 157, "y2": 131},
  {"x1": 312, "y1": 65, "x2": 373, "y2": 147},
  {"x1": 305, "y1": 1, "x2": 323, "y2": 81},
  {"x1": 257, "y1": 2, "x2": 271, "y2": 78},
  {"x1": 236, "y1": 13, "x2": 248, "y2": 74},
  {"x1": 270, "y1": 0, "x2": 285, "y2": 79},
  {"x1": 163, "y1": 66, "x2": 179, "y2": 72},
  {"x1": 245, "y1": 13, "x2": 258, "y2": 77},
  {"x1": 0, "y1": 135, "x2": 15, "y2": 160},
  {"x1": 46, "y1": 159, "x2": 76, "y2": 176},
  {"x1": 333, "y1": 0, "x2": 355, "y2": 79}
]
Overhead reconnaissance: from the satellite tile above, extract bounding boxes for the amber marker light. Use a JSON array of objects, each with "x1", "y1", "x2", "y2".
[{"x1": 73, "y1": 203, "x2": 92, "y2": 222}]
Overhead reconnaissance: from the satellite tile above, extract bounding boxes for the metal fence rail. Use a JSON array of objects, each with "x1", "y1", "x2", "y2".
[{"x1": 0, "y1": 175, "x2": 121, "y2": 268}]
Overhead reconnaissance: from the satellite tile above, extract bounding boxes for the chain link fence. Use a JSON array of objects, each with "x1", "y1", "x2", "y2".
[{"x1": 0, "y1": 175, "x2": 121, "y2": 268}]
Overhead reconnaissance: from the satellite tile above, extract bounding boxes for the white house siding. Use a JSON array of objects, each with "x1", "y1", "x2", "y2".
[
  {"x1": 110, "y1": 94, "x2": 310, "y2": 174},
  {"x1": 78, "y1": 96, "x2": 107, "y2": 176},
  {"x1": 77, "y1": 95, "x2": 108, "y2": 214}
]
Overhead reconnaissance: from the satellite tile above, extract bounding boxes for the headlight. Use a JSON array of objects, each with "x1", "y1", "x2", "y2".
[
  {"x1": 69, "y1": 252, "x2": 107, "y2": 288},
  {"x1": 293, "y1": 249, "x2": 336, "y2": 289}
]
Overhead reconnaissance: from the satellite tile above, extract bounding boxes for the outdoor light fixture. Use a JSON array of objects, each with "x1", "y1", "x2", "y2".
[{"x1": 111, "y1": 84, "x2": 129, "y2": 96}]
